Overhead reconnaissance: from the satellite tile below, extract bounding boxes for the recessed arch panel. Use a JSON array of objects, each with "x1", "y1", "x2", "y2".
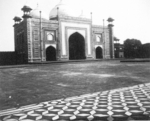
[
  {"x1": 46, "y1": 46, "x2": 56, "y2": 61},
  {"x1": 69, "y1": 32, "x2": 86, "y2": 60},
  {"x1": 96, "y1": 46, "x2": 103, "y2": 59}
]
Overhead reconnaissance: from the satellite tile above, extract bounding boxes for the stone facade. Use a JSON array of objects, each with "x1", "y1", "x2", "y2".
[
  {"x1": 13, "y1": 3, "x2": 114, "y2": 63},
  {"x1": 114, "y1": 43, "x2": 124, "y2": 58}
]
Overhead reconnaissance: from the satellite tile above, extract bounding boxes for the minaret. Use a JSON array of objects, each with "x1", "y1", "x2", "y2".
[
  {"x1": 13, "y1": 16, "x2": 22, "y2": 55},
  {"x1": 13, "y1": 16, "x2": 22, "y2": 26},
  {"x1": 21, "y1": 5, "x2": 32, "y2": 19},
  {"x1": 21, "y1": 5, "x2": 32, "y2": 63},
  {"x1": 107, "y1": 17, "x2": 114, "y2": 59}
]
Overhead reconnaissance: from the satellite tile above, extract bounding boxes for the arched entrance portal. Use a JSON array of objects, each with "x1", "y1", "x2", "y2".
[
  {"x1": 46, "y1": 46, "x2": 56, "y2": 61},
  {"x1": 69, "y1": 32, "x2": 86, "y2": 60},
  {"x1": 96, "y1": 46, "x2": 103, "y2": 59}
]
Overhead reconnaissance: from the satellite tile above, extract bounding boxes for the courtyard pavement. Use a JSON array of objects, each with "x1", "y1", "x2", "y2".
[
  {"x1": 0, "y1": 60, "x2": 150, "y2": 120},
  {"x1": 1, "y1": 82, "x2": 150, "y2": 121}
]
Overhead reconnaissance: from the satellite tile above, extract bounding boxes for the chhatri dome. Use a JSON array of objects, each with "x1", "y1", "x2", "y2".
[{"x1": 49, "y1": 0, "x2": 88, "y2": 19}]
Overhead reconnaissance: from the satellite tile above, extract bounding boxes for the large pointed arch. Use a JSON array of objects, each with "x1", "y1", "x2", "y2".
[
  {"x1": 69, "y1": 32, "x2": 86, "y2": 60},
  {"x1": 96, "y1": 46, "x2": 103, "y2": 59},
  {"x1": 46, "y1": 46, "x2": 56, "y2": 61}
]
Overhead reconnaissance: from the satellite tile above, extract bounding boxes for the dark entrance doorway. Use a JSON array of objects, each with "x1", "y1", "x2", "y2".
[
  {"x1": 46, "y1": 46, "x2": 56, "y2": 61},
  {"x1": 96, "y1": 46, "x2": 103, "y2": 59},
  {"x1": 69, "y1": 32, "x2": 86, "y2": 60}
]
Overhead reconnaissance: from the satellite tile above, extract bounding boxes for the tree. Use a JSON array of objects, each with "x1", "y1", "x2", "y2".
[
  {"x1": 124, "y1": 39, "x2": 142, "y2": 58},
  {"x1": 138, "y1": 43, "x2": 150, "y2": 58}
]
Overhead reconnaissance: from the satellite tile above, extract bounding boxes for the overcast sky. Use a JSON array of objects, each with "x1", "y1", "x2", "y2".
[{"x1": 0, "y1": 0, "x2": 150, "y2": 51}]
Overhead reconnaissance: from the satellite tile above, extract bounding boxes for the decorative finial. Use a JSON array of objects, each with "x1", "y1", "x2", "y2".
[
  {"x1": 59, "y1": 0, "x2": 62, "y2": 3},
  {"x1": 57, "y1": 7, "x2": 59, "y2": 12},
  {"x1": 59, "y1": 0, "x2": 65, "y2": 4},
  {"x1": 25, "y1": 0, "x2": 29, "y2": 6},
  {"x1": 91, "y1": 12, "x2": 92, "y2": 22},
  {"x1": 57, "y1": 7, "x2": 59, "y2": 18},
  {"x1": 79, "y1": 10, "x2": 84, "y2": 17},
  {"x1": 36, "y1": 3, "x2": 39, "y2": 9}
]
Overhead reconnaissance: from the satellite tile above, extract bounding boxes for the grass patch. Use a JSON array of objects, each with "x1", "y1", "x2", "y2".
[{"x1": 0, "y1": 60, "x2": 150, "y2": 110}]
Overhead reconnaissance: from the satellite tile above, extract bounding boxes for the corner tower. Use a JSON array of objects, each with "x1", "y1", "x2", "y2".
[
  {"x1": 13, "y1": 5, "x2": 32, "y2": 64},
  {"x1": 107, "y1": 17, "x2": 115, "y2": 59}
]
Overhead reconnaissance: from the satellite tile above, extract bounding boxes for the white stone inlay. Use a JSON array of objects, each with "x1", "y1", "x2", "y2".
[{"x1": 61, "y1": 21, "x2": 91, "y2": 55}]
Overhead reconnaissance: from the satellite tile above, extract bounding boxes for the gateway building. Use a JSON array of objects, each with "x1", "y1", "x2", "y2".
[{"x1": 13, "y1": 1, "x2": 114, "y2": 63}]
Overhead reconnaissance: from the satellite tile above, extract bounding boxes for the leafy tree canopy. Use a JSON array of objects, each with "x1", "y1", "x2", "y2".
[
  {"x1": 124, "y1": 39, "x2": 142, "y2": 58},
  {"x1": 124, "y1": 39, "x2": 142, "y2": 47},
  {"x1": 138, "y1": 43, "x2": 150, "y2": 58}
]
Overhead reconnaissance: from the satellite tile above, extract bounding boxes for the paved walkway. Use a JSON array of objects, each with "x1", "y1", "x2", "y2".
[
  {"x1": 0, "y1": 59, "x2": 103, "y2": 69},
  {"x1": 0, "y1": 83, "x2": 150, "y2": 121},
  {"x1": 1, "y1": 58, "x2": 149, "y2": 69}
]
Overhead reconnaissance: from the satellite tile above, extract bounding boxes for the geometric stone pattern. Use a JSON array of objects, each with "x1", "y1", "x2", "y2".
[{"x1": 1, "y1": 83, "x2": 150, "y2": 121}]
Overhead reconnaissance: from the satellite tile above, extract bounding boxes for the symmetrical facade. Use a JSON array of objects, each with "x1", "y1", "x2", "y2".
[{"x1": 13, "y1": 1, "x2": 114, "y2": 64}]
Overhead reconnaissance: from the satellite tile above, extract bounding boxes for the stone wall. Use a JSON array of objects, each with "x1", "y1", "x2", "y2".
[
  {"x1": 92, "y1": 25, "x2": 110, "y2": 59},
  {"x1": 0, "y1": 52, "x2": 16, "y2": 65},
  {"x1": 14, "y1": 20, "x2": 28, "y2": 64},
  {"x1": 30, "y1": 18, "x2": 59, "y2": 62}
]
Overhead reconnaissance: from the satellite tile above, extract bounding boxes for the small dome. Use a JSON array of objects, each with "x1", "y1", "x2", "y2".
[
  {"x1": 49, "y1": 0, "x2": 87, "y2": 19},
  {"x1": 30, "y1": 6, "x2": 48, "y2": 20}
]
